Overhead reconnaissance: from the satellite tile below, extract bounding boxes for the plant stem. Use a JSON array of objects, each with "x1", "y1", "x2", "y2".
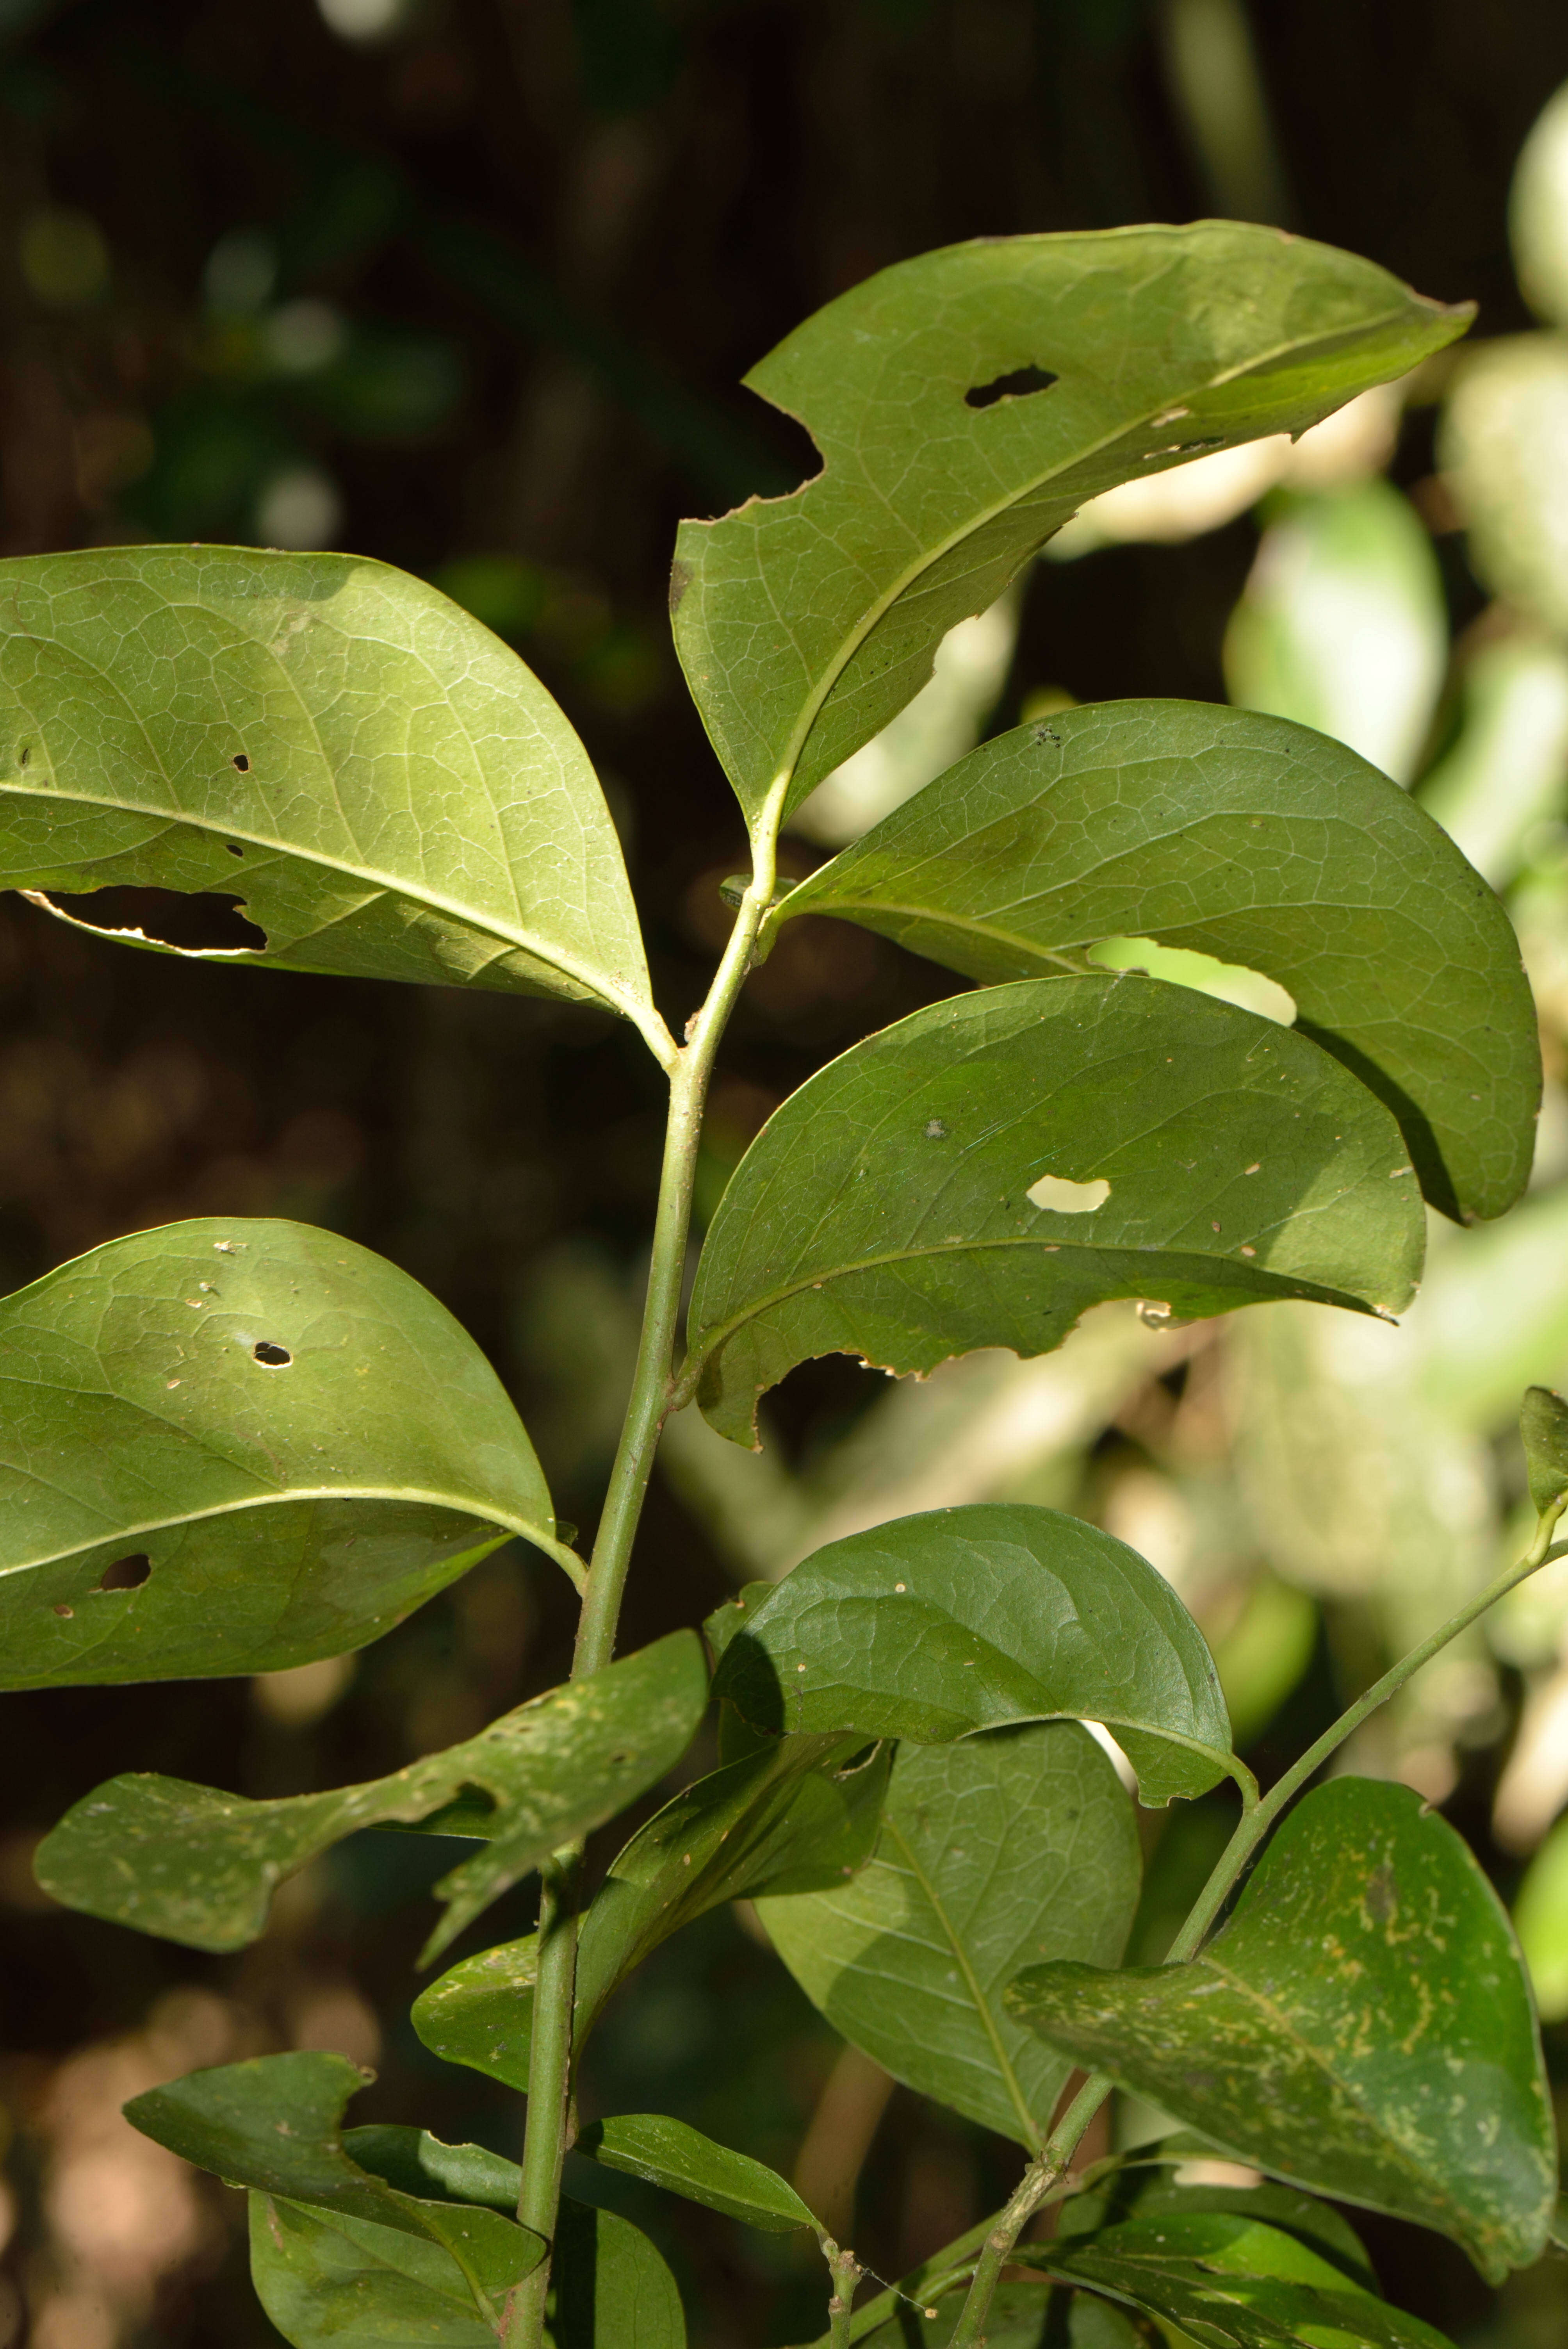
[
  {"x1": 943, "y1": 1499, "x2": 1568, "y2": 2347},
  {"x1": 822, "y1": 2239, "x2": 863, "y2": 2347},
  {"x1": 944, "y1": 2074, "x2": 1110, "y2": 2349},
  {"x1": 503, "y1": 841, "x2": 780, "y2": 2349},
  {"x1": 1168, "y1": 1503, "x2": 1568, "y2": 1964}
]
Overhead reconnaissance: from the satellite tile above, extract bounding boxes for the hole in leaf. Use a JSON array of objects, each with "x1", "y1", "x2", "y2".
[
  {"x1": 252, "y1": 1341, "x2": 292, "y2": 1366},
  {"x1": 96, "y1": 1552, "x2": 151, "y2": 1592},
  {"x1": 43, "y1": 888, "x2": 267, "y2": 951},
  {"x1": 1089, "y1": 936, "x2": 1296, "y2": 1025},
  {"x1": 226, "y1": 842, "x2": 245, "y2": 856},
  {"x1": 1027, "y1": 1174, "x2": 1111, "y2": 1214},
  {"x1": 231, "y1": 752, "x2": 250, "y2": 771},
  {"x1": 965, "y1": 364, "x2": 1059, "y2": 410}
]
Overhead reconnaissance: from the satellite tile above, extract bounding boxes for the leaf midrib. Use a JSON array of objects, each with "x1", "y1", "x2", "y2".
[
  {"x1": 757, "y1": 301, "x2": 1425, "y2": 818},
  {"x1": 0, "y1": 1484, "x2": 545, "y2": 1577},
  {"x1": 880, "y1": 1809, "x2": 1043, "y2": 2147},
  {"x1": 0, "y1": 775, "x2": 652, "y2": 1033}
]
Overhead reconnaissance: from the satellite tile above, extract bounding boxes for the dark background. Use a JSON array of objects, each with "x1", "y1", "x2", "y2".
[{"x1": 0, "y1": 4, "x2": 1564, "y2": 2344}]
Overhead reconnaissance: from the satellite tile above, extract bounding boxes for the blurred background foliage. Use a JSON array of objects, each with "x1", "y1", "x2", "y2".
[{"x1": 2, "y1": 3, "x2": 1568, "y2": 2345}]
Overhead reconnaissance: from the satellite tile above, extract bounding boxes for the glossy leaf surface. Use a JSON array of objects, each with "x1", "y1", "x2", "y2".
[
  {"x1": 1033, "y1": 2211, "x2": 1456, "y2": 2347},
  {"x1": 1007, "y1": 1779, "x2": 1556, "y2": 2281},
  {"x1": 0, "y1": 1216, "x2": 565, "y2": 1686},
  {"x1": 130, "y1": 2051, "x2": 543, "y2": 2325},
  {"x1": 0, "y1": 545, "x2": 667, "y2": 1057},
  {"x1": 760, "y1": 1723, "x2": 1140, "y2": 2146},
  {"x1": 688, "y1": 973, "x2": 1424, "y2": 1447},
  {"x1": 576, "y1": 2112, "x2": 818, "y2": 2233},
  {"x1": 713, "y1": 1504, "x2": 1237, "y2": 1802},
  {"x1": 37, "y1": 1629, "x2": 706, "y2": 1961},
  {"x1": 772, "y1": 702, "x2": 1537, "y2": 1224},
  {"x1": 672, "y1": 224, "x2": 1467, "y2": 831},
  {"x1": 413, "y1": 1733, "x2": 890, "y2": 2087}
]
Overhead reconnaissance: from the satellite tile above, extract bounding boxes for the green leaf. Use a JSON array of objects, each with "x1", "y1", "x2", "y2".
[
  {"x1": 37, "y1": 1629, "x2": 706, "y2": 1962},
  {"x1": 1006, "y1": 1777, "x2": 1557, "y2": 2281},
  {"x1": 0, "y1": 1215, "x2": 574, "y2": 1688},
  {"x1": 672, "y1": 224, "x2": 1468, "y2": 834},
  {"x1": 413, "y1": 1733, "x2": 890, "y2": 2088},
  {"x1": 250, "y1": 2196, "x2": 504, "y2": 2349},
  {"x1": 129, "y1": 2051, "x2": 542, "y2": 2335},
  {"x1": 769, "y1": 702, "x2": 1537, "y2": 1225},
  {"x1": 576, "y1": 2112, "x2": 818, "y2": 2234},
  {"x1": 759, "y1": 1722, "x2": 1140, "y2": 2147},
  {"x1": 0, "y1": 545, "x2": 670, "y2": 1062},
  {"x1": 1521, "y1": 1385, "x2": 1568, "y2": 1515},
  {"x1": 341, "y1": 2126, "x2": 520, "y2": 2210},
  {"x1": 1032, "y1": 2210, "x2": 1458, "y2": 2348},
  {"x1": 551, "y1": 2199, "x2": 686, "y2": 2348},
  {"x1": 687, "y1": 972, "x2": 1424, "y2": 1447},
  {"x1": 1055, "y1": 2158, "x2": 1376, "y2": 2290},
  {"x1": 713, "y1": 1503, "x2": 1237, "y2": 1804}
]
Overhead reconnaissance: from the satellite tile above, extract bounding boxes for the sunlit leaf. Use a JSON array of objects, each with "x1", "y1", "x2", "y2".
[
  {"x1": 1054, "y1": 2158, "x2": 1376, "y2": 2290},
  {"x1": 0, "y1": 544, "x2": 669, "y2": 1060},
  {"x1": 687, "y1": 973, "x2": 1424, "y2": 1447},
  {"x1": 412, "y1": 1733, "x2": 889, "y2": 2088},
  {"x1": 673, "y1": 223, "x2": 1467, "y2": 834},
  {"x1": 577, "y1": 2113, "x2": 818, "y2": 2234},
  {"x1": 760, "y1": 1723, "x2": 1139, "y2": 2146},
  {"x1": 37, "y1": 1630, "x2": 706, "y2": 1961},
  {"x1": 129, "y1": 2050, "x2": 542, "y2": 2337},
  {"x1": 1007, "y1": 1778, "x2": 1556, "y2": 2281},
  {"x1": 773, "y1": 702, "x2": 1538, "y2": 1224},
  {"x1": 713, "y1": 1504, "x2": 1238, "y2": 1803},
  {"x1": 0, "y1": 1216, "x2": 571, "y2": 1687}
]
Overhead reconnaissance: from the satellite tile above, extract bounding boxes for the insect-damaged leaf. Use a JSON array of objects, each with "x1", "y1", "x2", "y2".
[
  {"x1": 0, "y1": 1217, "x2": 568, "y2": 1686},
  {"x1": 128, "y1": 2050, "x2": 543, "y2": 2337},
  {"x1": 771, "y1": 702, "x2": 1539, "y2": 1226},
  {"x1": 1521, "y1": 1384, "x2": 1568, "y2": 1515},
  {"x1": 712, "y1": 1504, "x2": 1239, "y2": 1803},
  {"x1": 686, "y1": 973, "x2": 1424, "y2": 1447},
  {"x1": 0, "y1": 544, "x2": 669, "y2": 1061},
  {"x1": 1028, "y1": 2210, "x2": 1458, "y2": 2348},
  {"x1": 412, "y1": 1733, "x2": 890, "y2": 2089},
  {"x1": 576, "y1": 2113, "x2": 819, "y2": 2235},
  {"x1": 1006, "y1": 1778, "x2": 1556, "y2": 2282},
  {"x1": 760, "y1": 1723, "x2": 1140, "y2": 2147},
  {"x1": 672, "y1": 224, "x2": 1468, "y2": 835},
  {"x1": 36, "y1": 1630, "x2": 706, "y2": 1962}
]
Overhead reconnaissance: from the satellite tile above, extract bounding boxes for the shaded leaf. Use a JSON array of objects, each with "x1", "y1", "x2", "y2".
[
  {"x1": 759, "y1": 1722, "x2": 1140, "y2": 2146},
  {"x1": 688, "y1": 973, "x2": 1424, "y2": 1447},
  {"x1": 1521, "y1": 1385, "x2": 1568, "y2": 1515},
  {"x1": 771, "y1": 702, "x2": 1537, "y2": 1224},
  {"x1": 1006, "y1": 1778, "x2": 1556, "y2": 2281},
  {"x1": 129, "y1": 2051, "x2": 542, "y2": 2333},
  {"x1": 673, "y1": 224, "x2": 1467, "y2": 832},
  {"x1": 576, "y1": 2112, "x2": 818, "y2": 2234},
  {"x1": 0, "y1": 1215, "x2": 570, "y2": 1687},
  {"x1": 714, "y1": 1504, "x2": 1237, "y2": 1803},
  {"x1": 413, "y1": 1734, "x2": 890, "y2": 2088},
  {"x1": 0, "y1": 545, "x2": 669, "y2": 1059},
  {"x1": 551, "y1": 2198, "x2": 686, "y2": 2348},
  {"x1": 250, "y1": 2196, "x2": 504, "y2": 2349},
  {"x1": 855, "y1": 2281, "x2": 1138, "y2": 2348},
  {"x1": 1030, "y1": 2211, "x2": 1457, "y2": 2347},
  {"x1": 37, "y1": 1629, "x2": 706, "y2": 1962}
]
